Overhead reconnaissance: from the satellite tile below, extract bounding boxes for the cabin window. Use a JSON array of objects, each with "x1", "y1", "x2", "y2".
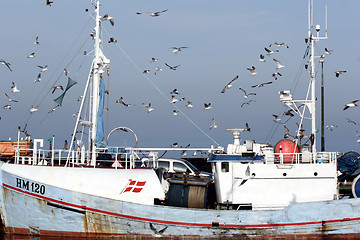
[
  {"x1": 221, "y1": 162, "x2": 229, "y2": 172},
  {"x1": 158, "y1": 161, "x2": 170, "y2": 171},
  {"x1": 174, "y1": 162, "x2": 190, "y2": 173}
]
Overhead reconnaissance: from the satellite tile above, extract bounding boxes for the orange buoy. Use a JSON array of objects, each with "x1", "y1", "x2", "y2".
[{"x1": 274, "y1": 139, "x2": 299, "y2": 164}]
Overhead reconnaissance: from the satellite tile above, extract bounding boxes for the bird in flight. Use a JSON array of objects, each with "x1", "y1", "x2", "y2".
[
  {"x1": 27, "y1": 52, "x2": 35, "y2": 58},
  {"x1": 137, "y1": 9, "x2": 168, "y2": 17},
  {"x1": 171, "y1": 47, "x2": 188, "y2": 54},
  {"x1": 273, "y1": 59, "x2": 284, "y2": 69},
  {"x1": 154, "y1": 67, "x2": 162, "y2": 75},
  {"x1": 44, "y1": 0, "x2": 53, "y2": 6},
  {"x1": 210, "y1": 118, "x2": 217, "y2": 130},
  {"x1": 38, "y1": 65, "x2": 48, "y2": 72},
  {"x1": 186, "y1": 101, "x2": 194, "y2": 108},
  {"x1": 165, "y1": 63, "x2": 180, "y2": 70},
  {"x1": 204, "y1": 103, "x2": 212, "y2": 110},
  {"x1": 101, "y1": 14, "x2": 114, "y2": 26},
  {"x1": 0, "y1": 59, "x2": 12, "y2": 71},
  {"x1": 34, "y1": 37, "x2": 39, "y2": 45},
  {"x1": 5, "y1": 93, "x2": 18, "y2": 102},
  {"x1": 34, "y1": 73, "x2": 42, "y2": 83},
  {"x1": 116, "y1": 97, "x2": 131, "y2": 107},
  {"x1": 272, "y1": 72, "x2": 282, "y2": 80},
  {"x1": 173, "y1": 110, "x2": 179, "y2": 116},
  {"x1": 170, "y1": 95, "x2": 179, "y2": 104},
  {"x1": 269, "y1": 42, "x2": 289, "y2": 48},
  {"x1": 11, "y1": 82, "x2": 20, "y2": 93},
  {"x1": 247, "y1": 66, "x2": 257, "y2": 76},
  {"x1": 221, "y1": 75, "x2": 239, "y2": 93},
  {"x1": 238, "y1": 88, "x2": 256, "y2": 99},
  {"x1": 259, "y1": 54, "x2": 265, "y2": 62},
  {"x1": 51, "y1": 85, "x2": 64, "y2": 94},
  {"x1": 170, "y1": 89, "x2": 180, "y2": 95},
  {"x1": 272, "y1": 114, "x2": 282, "y2": 123},
  {"x1": 30, "y1": 105, "x2": 38, "y2": 113},
  {"x1": 335, "y1": 70, "x2": 346, "y2": 78},
  {"x1": 251, "y1": 81, "x2": 272, "y2": 88},
  {"x1": 324, "y1": 48, "x2": 333, "y2": 55},
  {"x1": 142, "y1": 103, "x2": 154, "y2": 113},
  {"x1": 343, "y1": 100, "x2": 359, "y2": 110},
  {"x1": 241, "y1": 100, "x2": 255, "y2": 107},
  {"x1": 326, "y1": 125, "x2": 337, "y2": 131},
  {"x1": 264, "y1": 47, "x2": 279, "y2": 56}
]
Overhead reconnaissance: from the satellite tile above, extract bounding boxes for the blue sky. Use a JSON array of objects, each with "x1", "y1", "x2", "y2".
[{"x1": 0, "y1": 0, "x2": 359, "y2": 154}]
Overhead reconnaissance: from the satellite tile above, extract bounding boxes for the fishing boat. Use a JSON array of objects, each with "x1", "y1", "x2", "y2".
[{"x1": 1, "y1": 0, "x2": 360, "y2": 238}]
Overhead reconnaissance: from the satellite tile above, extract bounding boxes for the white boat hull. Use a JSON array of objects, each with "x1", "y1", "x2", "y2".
[{"x1": 1, "y1": 163, "x2": 360, "y2": 238}]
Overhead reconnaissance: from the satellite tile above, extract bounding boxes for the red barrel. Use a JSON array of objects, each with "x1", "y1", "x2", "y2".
[{"x1": 274, "y1": 139, "x2": 299, "y2": 164}]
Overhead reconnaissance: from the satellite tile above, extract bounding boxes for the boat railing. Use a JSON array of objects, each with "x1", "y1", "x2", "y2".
[
  {"x1": 271, "y1": 151, "x2": 337, "y2": 164},
  {"x1": 12, "y1": 144, "x2": 223, "y2": 169}
]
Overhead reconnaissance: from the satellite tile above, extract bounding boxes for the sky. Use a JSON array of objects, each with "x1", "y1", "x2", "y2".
[{"x1": 0, "y1": 0, "x2": 360, "y2": 155}]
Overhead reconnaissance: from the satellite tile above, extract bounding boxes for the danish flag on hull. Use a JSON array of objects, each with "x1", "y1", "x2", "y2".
[{"x1": 122, "y1": 179, "x2": 146, "y2": 193}]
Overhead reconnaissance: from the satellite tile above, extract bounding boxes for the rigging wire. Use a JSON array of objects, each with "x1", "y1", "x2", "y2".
[{"x1": 101, "y1": 26, "x2": 220, "y2": 146}]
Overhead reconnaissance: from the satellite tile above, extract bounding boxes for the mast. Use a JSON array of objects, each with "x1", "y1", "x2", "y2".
[{"x1": 91, "y1": 1, "x2": 101, "y2": 164}]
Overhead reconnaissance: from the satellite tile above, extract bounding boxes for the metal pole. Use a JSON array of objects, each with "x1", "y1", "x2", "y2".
[{"x1": 320, "y1": 60, "x2": 325, "y2": 151}]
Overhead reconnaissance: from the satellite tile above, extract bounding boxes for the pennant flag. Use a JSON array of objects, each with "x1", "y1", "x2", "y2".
[
  {"x1": 123, "y1": 179, "x2": 147, "y2": 193},
  {"x1": 54, "y1": 77, "x2": 77, "y2": 106}
]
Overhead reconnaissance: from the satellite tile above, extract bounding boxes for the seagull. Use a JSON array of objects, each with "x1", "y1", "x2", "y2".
[
  {"x1": 108, "y1": 37, "x2": 117, "y2": 43},
  {"x1": 48, "y1": 105, "x2": 58, "y2": 113},
  {"x1": 27, "y1": 52, "x2": 35, "y2": 58},
  {"x1": 244, "y1": 123, "x2": 251, "y2": 132},
  {"x1": 154, "y1": 67, "x2": 162, "y2": 75},
  {"x1": 11, "y1": 82, "x2": 20, "y2": 93},
  {"x1": 101, "y1": 14, "x2": 114, "y2": 26},
  {"x1": 272, "y1": 114, "x2": 282, "y2": 123},
  {"x1": 38, "y1": 65, "x2": 48, "y2": 72},
  {"x1": 272, "y1": 72, "x2": 282, "y2": 80},
  {"x1": 346, "y1": 118, "x2": 359, "y2": 125},
  {"x1": 221, "y1": 75, "x2": 239, "y2": 93},
  {"x1": 64, "y1": 68, "x2": 69, "y2": 76},
  {"x1": 325, "y1": 48, "x2": 333, "y2": 55},
  {"x1": 186, "y1": 101, "x2": 194, "y2": 108},
  {"x1": 170, "y1": 95, "x2": 179, "y2": 104},
  {"x1": 283, "y1": 124, "x2": 294, "y2": 139},
  {"x1": 251, "y1": 81, "x2": 272, "y2": 88},
  {"x1": 264, "y1": 47, "x2": 279, "y2": 56},
  {"x1": 51, "y1": 85, "x2": 64, "y2": 94},
  {"x1": 269, "y1": 42, "x2": 289, "y2": 48},
  {"x1": 204, "y1": 103, "x2": 212, "y2": 110},
  {"x1": 44, "y1": 0, "x2": 53, "y2": 6},
  {"x1": 142, "y1": 103, "x2": 154, "y2": 113},
  {"x1": 0, "y1": 59, "x2": 12, "y2": 71},
  {"x1": 150, "y1": 58, "x2": 158, "y2": 63},
  {"x1": 273, "y1": 59, "x2": 284, "y2": 69},
  {"x1": 30, "y1": 106, "x2": 38, "y2": 113},
  {"x1": 5, "y1": 93, "x2": 18, "y2": 102},
  {"x1": 136, "y1": 9, "x2": 168, "y2": 17},
  {"x1": 326, "y1": 125, "x2": 337, "y2": 131},
  {"x1": 247, "y1": 66, "x2": 257, "y2": 76},
  {"x1": 116, "y1": 97, "x2": 131, "y2": 107},
  {"x1": 77, "y1": 96, "x2": 83, "y2": 102},
  {"x1": 238, "y1": 88, "x2": 256, "y2": 99},
  {"x1": 343, "y1": 100, "x2": 359, "y2": 110},
  {"x1": 3, "y1": 105, "x2": 11, "y2": 110},
  {"x1": 171, "y1": 47, "x2": 188, "y2": 54},
  {"x1": 34, "y1": 73, "x2": 42, "y2": 83},
  {"x1": 210, "y1": 118, "x2": 217, "y2": 130},
  {"x1": 335, "y1": 70, "x2": 346, "y2": 78},
  {"x1": 284, "y1": 109, "x2": 295, "y2": 117},
  {"x1": 34, "y1": 37, "x2": 39, "y2": 45},
  {"x1": 143, "y1": 69, "x2": 150, "y2": 74},
  {"x1": 259, "y1": 54, "x2": 266, "y2": 62},
  {"x1": 179, "y1": 97, "x2": 185, "y2": 102},
  {"x1": 170, "y1": 89, "x2": 180, "y2": 95},
  {"x1": 239, "y1": 165, "x2": 252, "y2": 186},
  {"x1": 173, "y1": 110, "x2": 179, "y2": 116},
  {"x1": 165, "y1": 63, "x2": 180, "y2": 70},
  {"x1": 171, "y1": 142, "x2": 179, "y2": 148},
  {"x1": 241, "y1": 100, "x2": 255, "y2": 107}
]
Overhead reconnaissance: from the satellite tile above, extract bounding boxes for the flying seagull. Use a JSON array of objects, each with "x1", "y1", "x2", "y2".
[
  {"x1": 221, "y1": 75, "x2": 239, "y2": 93},
  {"x1": 251, "y1": 81, "x2": 272, "y2": 88},
  {"x1": 247, "y1": 66, "x2": 257, "y2": 76},
  {"x1": 30, "y1": 105, "x2": 38, "y2": 113},
  {"x1": 346, "y1": 118, "x2": 359, "y2": 125},
  {"x1": 239, "y1": 88, "x2": 256, "y2": 99},
  {"x1": 44, "y1": 0, "x2": 53, "y2": 6},
  {"x1": 259, "y1": 54, "x2": 266, "y2": 62},
  {"x1": 272, "y1": 72, "x2": 282, "y2": 80},
  {"x1": 264, "y1": 47, "x2": 279, "y2": 56},
  {"x1": 325, "y1": 48, "x2": 333, "y2": 55},
  {"x1": 64, "y1": 68, "x2": 69, "y2": 76},
  {"x1": 165, "y1": 63, "x2": 180, "y2": 70},
  {"x1": 0, "y1": 59, "x2": 12, "y2": 71},
  {"x1": 5, "y1": 93, "x2": 18, "y2": 102},
  {"x1": 170, "y1": 89, "x2": 180, "y2": 95},
  {"x1": 284, "y1": 109, "x2": 295, "y2": 117},
  {"x1": 142, "y1": 103, "x2": 154, "y2": 113},
  {"x1": 335, "y1": 70, "x2": 346, "y2": 78},
  {"x1": 27, "y1": 52, "x2": 35, "y2": 58},
  {"x1": 51, "y1": 85, "x2": 64, "y2": 94},
  {"x1": 142, "y1": 69, "x2": 150, "y2": 74},
  {"x1": 272, "y1": 114, "x2": 282, "y2": 123},
  {"x1": 136, "y1": 9, "x2": 168, "y2": 17},
  {"x1": 34, "y1": 73, "x2": 41, "y2": 83},
  {"x1": 171, "y1": 47, "x2": 188, "y2": 54},
  {"x1": 3, "y1": 105, "x2": 11, "y2": 110},
  {"x1": 326, "y1": 125, "x2": 337, "y2": 131},
  {"x1": 273, "y1": 59, "x2": 284, "y2": 69},
  {"x1": 204, "y1": 103, "x2": 212, "y2": 110},
  {"x1": 108, "y1": 37, "x2": 117, "y2": 43},
  {"x1": 241, "y1": 100, "x2": 255, "y2": 107},
  {"x1": 173, "y1": 110, "x2": 179, "y2": 116},
  {"x1": 11, "y1": 82, "x2": 20, "y2": 93},
  {"x1": 116, "y1": 97, "x2": 131, "y2": 107},
  {"x1": 186, "y1": 101, "x2": 194, "y2": 108},
  {"x1": 38, "y1": 65, "x2": 48, "y2": 72},
  {"x1": 34, "y1": 37, "x2": 39, "y2": 45},
  {"x1": 170, "y1": 95, "x2": 179, "y2": 104},
  {"x1": 154, "y1": 67, "x2": 162, "y2": 75},
  {"x1": 343, "y1": 100, "x2": 359, "y2": 110},
  {"x1": 150, "y1": 58, "x2": 158, "y2": 63},
  {"x1": 269, "y1": 42, "x2": 289, "y2": 48},
  {"x1": 210, "y1": 118, "x2": 217, "y2": 130},
  {"x1": 101, "y1": 14, "x2": 114, "y2": 26}
]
